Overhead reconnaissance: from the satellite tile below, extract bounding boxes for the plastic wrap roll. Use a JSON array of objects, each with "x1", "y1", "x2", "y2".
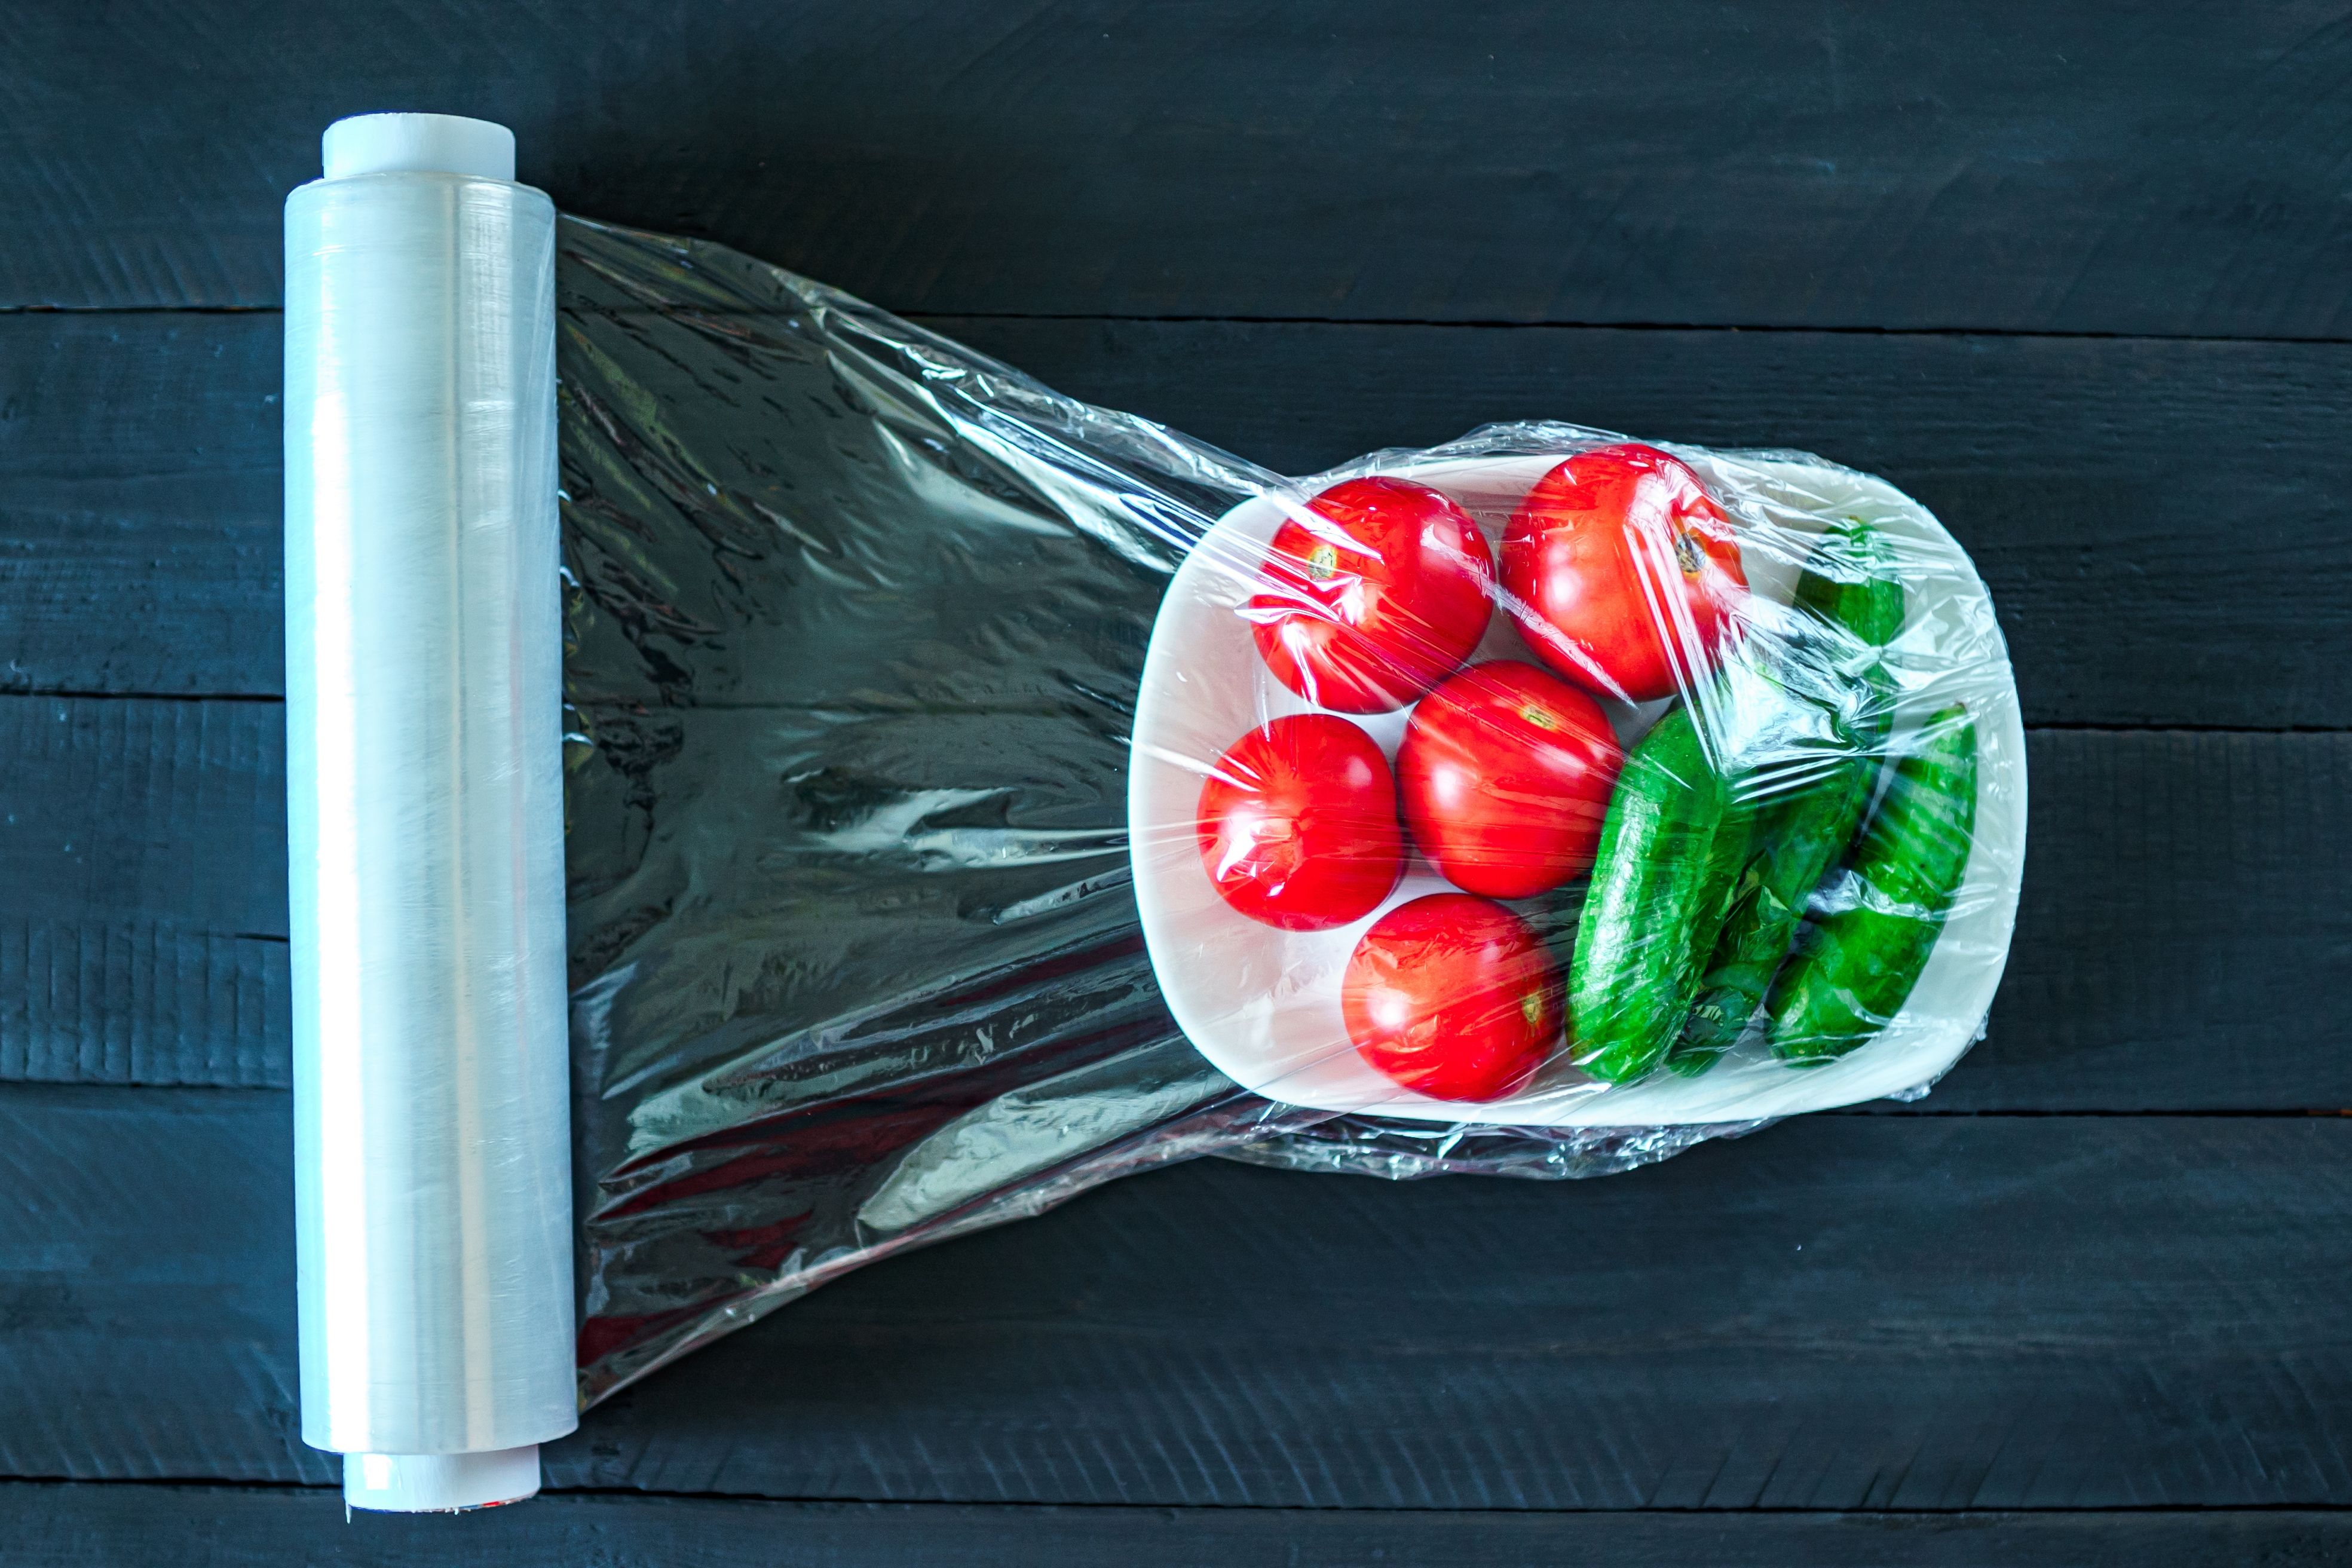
[{"x1": 284, "y1": 114, "x2": 575, "y2": 1512}]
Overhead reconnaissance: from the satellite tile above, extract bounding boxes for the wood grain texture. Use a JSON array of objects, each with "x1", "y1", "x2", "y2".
[
  {"x1": 4, "y1": 715, "x2": 2346, "y2": 1110},
  {"x1": 571, "y1": 1118, "x2": 2352, "y2": 1506},
  {"x1": 0, "y1": 697, "x2": 284, "y2": 1087},
  {"x1": 7, "y1": 1486, "x2": 2350, "y2": 1568},
  {"x1": 0, "y1": 314, "x2": 280, "y2": 699},
  {"x1": 8, "y1": 1, "x2": 2352, "y2": 336},
  {"x1": 1961, "y1": 728, "x2": 2352, "y2": 1113},
  {"x1": 7, "y1": 1089, "x2": 2352, "y2": 1511},
  {"x1": 0, "y1": 1087, "x2": 321, "y2": 1486},
  {"x1": 9, "y1": 311, "x2": 2351, "y2": 725}
]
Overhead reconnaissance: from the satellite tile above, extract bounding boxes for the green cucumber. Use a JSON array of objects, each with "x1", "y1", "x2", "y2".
[
  {"x1": 1659, "y1": 788, "x2": 1758, "y2": 1077},
  {"x1": 1793, "y1": 518, "x2": 1907, "y2": 650},
  {"x1": 1569, "y1": 705, "x2": 1734, "y2": 1084},
  {"x1": 1768, "y1": 704, "x2": 1978, "y2": 1061},
  {"x1": 1668, "y1": 520, "x2": 1905, "y2": 1074},
  {"x1": 1670, "y1": 664, "x2": 1895, "y2": 1072},
  {"x1": 1685, "y1": 792, "x2": 1757, "y2": 978}
]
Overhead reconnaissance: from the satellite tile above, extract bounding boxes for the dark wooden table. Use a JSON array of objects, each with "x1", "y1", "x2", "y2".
[{"x1": 6, "y1": 4, "x2": 2350, "y2": 1562}]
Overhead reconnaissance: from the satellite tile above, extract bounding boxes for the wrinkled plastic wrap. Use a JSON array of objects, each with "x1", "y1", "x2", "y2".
[{"x1": 557, "y1": 218, "x2": 2024, "y2": 1401}]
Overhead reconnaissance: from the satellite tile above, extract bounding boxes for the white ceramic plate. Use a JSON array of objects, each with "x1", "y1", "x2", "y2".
[{"x1": 1129, "y1": 449, "x2": 2027, "y2": 1126}]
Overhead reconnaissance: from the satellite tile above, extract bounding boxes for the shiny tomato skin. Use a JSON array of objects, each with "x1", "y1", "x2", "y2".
[
  {"x1": 1397, "y1": 659, "x2": 1625, "y2": 899},
  {"x1": 1499, "y1": 443, "x2": 1747, "y2": 702},
  {"x1": 1196, "y1": 714, "x2": 1404, "y2": 931},
  {"x1": 1248, "y1": 476, "x2": 1494, "y2": 713},
  {"x1": 1342, "y1": 893, "x2": 1561, "y2": 1102}
]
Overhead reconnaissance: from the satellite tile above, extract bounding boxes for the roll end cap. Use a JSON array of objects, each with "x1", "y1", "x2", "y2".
[
  {"x1": 342, "y1": 1445, "x2": 541, "y2": 1512},
  {"x1": 323, "y1": 114, "x2": 516, "y2": 182}
]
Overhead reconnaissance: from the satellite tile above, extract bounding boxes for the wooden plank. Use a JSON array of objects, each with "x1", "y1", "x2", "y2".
[
  {"x1": 8, "y1": 310, "x2": 2351, "y2": 727},
  {"x1": 4, "y1": 1484, "x2": 2347, "y2": 1568},
  {"x1": 0, "y1": 1086, "x2": 326, "y2": 1486},
  {"x1": 5, "y1": 1088, "x2": 2351, "y2": 1511},
  {"x1": 1953, "y1": 728, "x2": 2352, "y2": 1112},
  {"x1": 569, "y1": 1117, "x2": 2352, "y2": 1506},
  {"x1": 8, "y1": 2, "x2": 2352, "y2": 338},
  {"x1": 0, "y1": 314, "x2": 280, "y2": 700},
  {"x1": 0, "y1": 697, "x2": 284, "y2": 1087},
  {"x1": 5, "y1": 712, "x2": 2345, "y2": 1111}
]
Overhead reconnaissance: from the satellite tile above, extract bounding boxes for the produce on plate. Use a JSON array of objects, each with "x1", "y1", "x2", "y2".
[
  {"x1": 1769, "y1": 703, "x2": 1979, "y2": 1061},
  {"x1": 1342, "y1": 893, "x2": 1562, "y2": 1102},
  {"x1": 1196, "y1": 714, "x2": 1403, "y2": 930},
  {"x1": 1200, "y1": 469, "x2": 1978, "y2": 1100},
  {"x1": 1396, "y1": 659, "x2": 1624, "y2": 899},
  {"x1": 1670, "y1": 519, "x2": 1907, "y2": 1076},
  {"x1": 1246, "y1": 476, "x2": 1495, "y2": 713},
  {"x1": 1567, "y1": 704, "x2": 1741, "y2": 1083},
  {"x1": 1500, "y1": 443, "x2": 1748, "y2": 702}
]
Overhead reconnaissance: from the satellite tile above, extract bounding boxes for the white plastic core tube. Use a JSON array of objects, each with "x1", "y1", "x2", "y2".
[{"x1": 284, "y1": 113, "x2": 576, "y2": 1514}]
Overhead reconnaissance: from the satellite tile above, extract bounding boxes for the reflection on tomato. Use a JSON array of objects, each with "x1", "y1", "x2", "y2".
[
  {"x1": 1499, "y1": 443, "x2": 1747, "y2": 702},
  {"x1": 1247, "y1": 476, "x2": 1494, "y2": 713},
  {"x1": 1397, "y1": 659, "x2": 1624, "y2": 899},
  {"x1": 1196, "y1": 714, "x2": 1403, "y2": 930},
  {"x1": 1342, "y1": 893, "x2": 1561, "y2": 1102}
]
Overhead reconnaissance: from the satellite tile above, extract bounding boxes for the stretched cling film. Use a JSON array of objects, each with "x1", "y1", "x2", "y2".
[{"x1": 556, "y1": 218, "x2": 2024, "y2": 1401}]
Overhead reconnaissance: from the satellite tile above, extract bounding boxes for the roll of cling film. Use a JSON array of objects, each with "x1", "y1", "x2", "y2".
[{"x1": 283, "y1": 115, "x2": 575, "y2": 1513}]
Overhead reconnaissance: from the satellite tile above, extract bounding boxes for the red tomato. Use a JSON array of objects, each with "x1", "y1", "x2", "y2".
[
  {"x1": 1396, "y1": 659, "x2": 1624, "y2": 899},
  {"x1": 1247, "y1": 476, "x2": 1494, "y2": 713},
  {"x1": 1196, "y1": 714, "x2": 1403, "y2": 930},
  {"x1": 1342, "y1": 893, "x2": 1561, "y2": 1102},
  {"x1": 1499, "y1": 443, "x2": 1747, "y2": 702}
]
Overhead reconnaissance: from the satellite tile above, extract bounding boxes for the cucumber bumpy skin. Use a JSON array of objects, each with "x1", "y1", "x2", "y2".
[
  {"x1": 1793, "y1": 519, "x2": 1906, "y2": 651},
  {"x1": 1670, "y1": 787, "x2": 1757, "y2": 1057},
  {"x1": 1686, "y1": 798, "x2": 1756, "y2": 974},
  {"x1": 1768, "y1": 703, "x2": 1979, "y2": 1061},
  {"x1": 1669, "y1": 520, "x2": 1906, "y2": 1076},
  {"x1": 1569, "y1": 705, "x2": 1735, "y2": 1084}
]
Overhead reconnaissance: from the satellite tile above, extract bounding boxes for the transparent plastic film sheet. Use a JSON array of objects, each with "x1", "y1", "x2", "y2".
[{"x1": 555, "y1": 217, "x2": 2024, "y2": 1403}]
